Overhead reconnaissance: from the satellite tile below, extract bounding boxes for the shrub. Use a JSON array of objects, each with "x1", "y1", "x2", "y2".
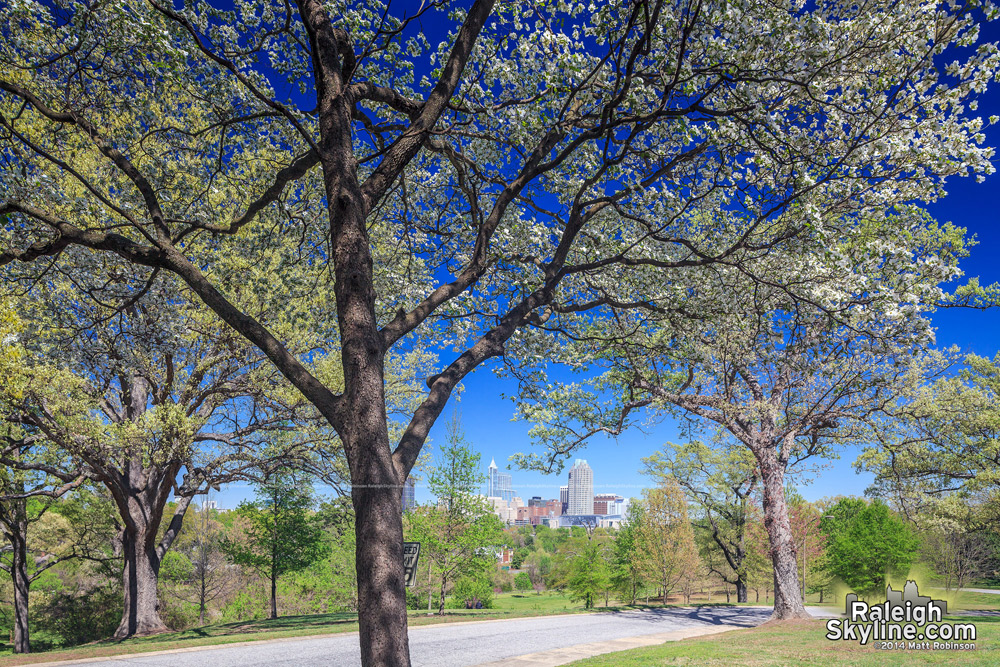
[
  {"x1": 35, "y1": 587, "x2": 121, "y2": 647},
  {"x1": 450, "y1": 576, "x2": 493, "y2": 609}
]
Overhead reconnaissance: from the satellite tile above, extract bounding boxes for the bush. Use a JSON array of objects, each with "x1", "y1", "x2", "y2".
[
  {"x1": 159, "y1": 596, "x2": 199, "y2": 630},
  {"x1": 35, "y1": 587, "x2": 121, "y2": 647},
  {"x1": 218, "y1": 588, "x2": 267, "y2": 622},
  {"x1": 450, "y1": 576, "x2": 493, "y2": 609},
  {"x1": 494, "y1": 568, "x2": 514, "y2": 592},
  {"x1": 406, "y1": 590, "x2": 429, "y2": 610}
]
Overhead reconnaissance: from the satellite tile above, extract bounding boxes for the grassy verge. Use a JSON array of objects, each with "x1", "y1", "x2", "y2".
[{"x1": 567, "y1": 617, "x2": 1000, "y2": 667}]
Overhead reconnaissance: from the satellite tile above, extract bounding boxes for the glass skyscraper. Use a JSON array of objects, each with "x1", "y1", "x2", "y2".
[
  {"x1": 401, "y1": 476, "x2": 416, "y2": 512},
  {"x1": 487, "y1": 457, "x2": 514, "y2": 502}
]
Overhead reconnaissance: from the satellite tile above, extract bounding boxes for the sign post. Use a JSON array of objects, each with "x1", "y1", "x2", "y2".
[{"x1": 403, "y1": 541, "x2": 421, "y2": 587}]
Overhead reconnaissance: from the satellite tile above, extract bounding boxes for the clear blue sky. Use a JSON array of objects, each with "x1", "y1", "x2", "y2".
[
  {"x1": 209, "y1": 7, "x2": 1000, "y2": 510},
  {"x1": 412, "y1": 16, "x2": 1000, "y2": 508}
]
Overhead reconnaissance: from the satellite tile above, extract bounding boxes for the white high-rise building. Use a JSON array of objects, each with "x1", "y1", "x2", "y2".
[
  {"x1": 487, "y1": 457, "x2": 514, "y2": 503},
  {"x1": 567, "y1": 459, "x2": 594, "y2": 514}
]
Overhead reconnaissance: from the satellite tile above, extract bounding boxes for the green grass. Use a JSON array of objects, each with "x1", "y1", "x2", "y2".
[
  {"x1": 953, "y1": 591, "x2": 1000, "y2": 611},
  {"x1": 567, "y1": 617, "x2": 1000, "y2": 667}
]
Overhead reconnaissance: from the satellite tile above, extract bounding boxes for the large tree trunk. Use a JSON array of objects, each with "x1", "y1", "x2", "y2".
[
  {"x1": 10, "y1": 519, "x2": 30, "y2": 654},
  {"x1": 353, "y1": 478, "x2": 409, "y2": 666},
  {"x1": 736, "y1": 578, "x2": 748, "y2": 604},
  {"x1": 756, "y1": 449, "x2": 810, "y2": 620},
  {"x1": 114, "y1": 514, "x2": 169, "y2": 638}
]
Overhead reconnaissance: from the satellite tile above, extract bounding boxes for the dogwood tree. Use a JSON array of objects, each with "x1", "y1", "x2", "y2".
[
  {"x1": 2, "y1": 0, "x2": 998, "y2": 661},
  {"x1": 860, "y1": 352, "x2": 1000, "y2": 527},
  {"x1": 0, "y1": 282, "x2": 317, "y2": 638},
  {"x1": 515, "y1": 213, "x2": 981, "y2": 618}
]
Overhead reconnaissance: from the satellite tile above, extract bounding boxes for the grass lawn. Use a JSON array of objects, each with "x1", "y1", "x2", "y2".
[
  {"x1": 567, "y1": 617, "x2": 1000, "y2": 667},
  {"x1": 952, "y1": 591, "x2": 1000, "y2": 611}
]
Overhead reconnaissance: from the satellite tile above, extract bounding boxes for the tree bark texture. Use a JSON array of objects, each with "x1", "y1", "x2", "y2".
[
  {"x1": 756, "y1": 449, "x2": 811, "y2": 620},
  {"x1": 10, "y1": 520, "x2": 30, "y2": 654},
  {"x1": 114, "y1": 514, "x2": 169, "y2": 638},
  {"x1": 353, "y1": 473, "x2": 409, "y2": 666}
]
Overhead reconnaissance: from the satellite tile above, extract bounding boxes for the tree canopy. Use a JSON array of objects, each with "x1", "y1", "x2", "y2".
[{"x1": 3, "y1": 0, "x2": 999, "y2": 662}]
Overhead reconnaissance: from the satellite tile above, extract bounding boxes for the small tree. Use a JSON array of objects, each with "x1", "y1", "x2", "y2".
[
  {"x1": 452, "y1": 572, "x2": 494, "y2": 609},
  {"x1": 788, "y1": 491, "x2": 825, "y2": 603},
  {"x1": 514, "y1": 572, "x2": 532, "y2": 593},
  {"x1": 611, "y1": 502, "x2": 647, "y2": 605},
  {"x1": 643, "y1": 441, "x2": 758, "y2": 602},
  {"x1": 162, "y1": 500, "x2": 239, "y2": 625},
  {"x1": 522, "y1": 550, "x2": 552, "y2": 589},
  {"x1": 222, "y1": 475, "x2": 329, "y2": 619},
  {"x1": 822, "y1": 499, "x2": 918, "y2": 598},
  {"x1": 921, "y1": 523, "x2": 992, "y2": 592},
  {"x1": 405, "y1": 414, "x2": 505, "y2": 614},
  {"x1": 638, "y1": 480, "x2": 700, "y2": 603},
  {"x1": 564, "y1": 534, "x2": 611, "y2": 610}
]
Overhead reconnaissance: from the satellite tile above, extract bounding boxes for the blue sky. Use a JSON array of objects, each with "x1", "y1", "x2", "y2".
[
  {"x1": 208, "y1": 6, "x2": 1000, "y2": 510},
  {"x1": 411, "y1": 16, "x2": 1000, "y2": 508}
]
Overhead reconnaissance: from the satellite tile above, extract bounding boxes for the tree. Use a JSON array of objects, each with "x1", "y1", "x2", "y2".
[
  {"x1": 315, "y1": 497, "x2": 360, "y2": 612},
  {"x1": 861, "y1": 352, "x2": 1000, "y2": 529},
  {"x1": 222, "y1": 474, "x2": 330, "y2": 619},
  {"x1": 520, "y1": 210, "x2": 979, "y2": 619},
  {"x1": 920, "y1": 520, "x2": 993, "y2": 592},
  {"x1": 743, "y1": 508, "x2": 775, "y2": 603},
  {"x1": 4, "y1": 2, "x2": 997, "y2": 662},
  {"x1": 787, "y1": 492, "x2": 825, "y2": 603},
  {"x1": 451, "y1": 572, "x2": 493, "y2": 609},
  {"x1": 405, "y1": 415, "x2": 505, "y2": 615},
  {"x1": 821, "y1": 499, "x2": 918, "y2": 598},
  {"x1": 0, "y1": 471, "x2": 87, "y2": 653},
  {"x1": 0, "y1": 286, "x2": 313, "y2": 639},
  {"x1": 610, "y1": 502, "x2": 647, "y2": 605},
  {"x1": 514, "y1": 572, "x2": 532, "y2": 593},
  {"x1": 162, "y1": 500, "x2": 239, "y2": 625},
  {"x1": 643, "y1": 441, "x2": 757, "y2": 602},
  {"x1": 562, "y1": 533, "x2": 612, "y2": 610},
  {"x1": 522, "y1": 550, "x2": 552, "y2": 589},
  {"x1": 0, "y1": 303, "x2": 89, "y2": 652},
  {"x1": 637, "y1": 480, "x2": 700, "y2": 603}
]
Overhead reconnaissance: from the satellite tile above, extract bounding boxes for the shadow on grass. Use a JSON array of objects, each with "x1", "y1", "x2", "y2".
[{"x1": 95, "y1": 611, "x2": 361, "y2": 647}]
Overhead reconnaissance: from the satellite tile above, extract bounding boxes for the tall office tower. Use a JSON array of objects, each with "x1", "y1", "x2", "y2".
[
  {"x1": 487, "y1": 458, "x2": 514, "y2": 502},
  {"x1": 401, "y1": 476, "x2": 416, "y2": 513},
  {"x1": 567, "y1": 459, "x2": 594, "y2": 515},
  {"x1": 560, "y1": 485, "x2": 569, "y2": 514}
]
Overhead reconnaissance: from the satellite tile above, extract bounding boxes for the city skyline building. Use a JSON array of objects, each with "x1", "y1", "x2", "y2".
[
  {"x1": 594, "y1": 493, "x2": 626, "y2": 515},
  {"x1": 567, "y1": 459, "x2": 594, "y2": 515},
  {"x1": 401, "y1": 476, "x2": 416, "y2": 513},
  {"x1": 487, "y1": 457, "x2": 515, "y2": 502}
]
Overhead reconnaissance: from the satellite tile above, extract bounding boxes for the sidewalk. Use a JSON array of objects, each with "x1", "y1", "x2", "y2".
[{"x1": 472, "y1": 624, "x2": 740, "y2": 667}]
